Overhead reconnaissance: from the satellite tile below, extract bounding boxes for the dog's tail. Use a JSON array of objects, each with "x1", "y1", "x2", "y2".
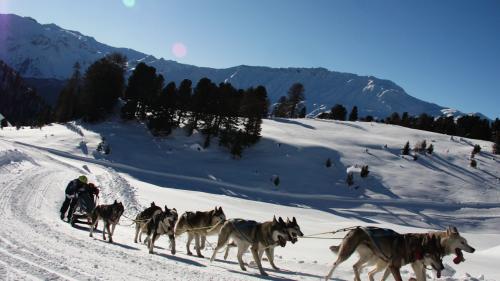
[
  {"x1": 329, "y1": 245, "x2": 340, "y2": 253},
  {"x1": 174, "y1": 214, "x2": 186, "y2": 236}
]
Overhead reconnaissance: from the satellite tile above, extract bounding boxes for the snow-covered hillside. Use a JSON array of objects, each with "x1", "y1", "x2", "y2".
[
  {"x1": 0, "y1": 13, "x2": 485, "y2": 119},
  {"x1": 0, "y1": 118, "x2": 499, "y2": 280}
]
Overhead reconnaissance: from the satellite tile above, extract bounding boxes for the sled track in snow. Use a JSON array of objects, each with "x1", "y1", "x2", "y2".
[{"x1": 0, "y1": 148, "x2": 249, "y2": 280}]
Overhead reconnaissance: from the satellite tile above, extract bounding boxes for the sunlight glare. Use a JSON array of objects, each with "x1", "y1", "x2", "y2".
[
  {"x1": 122, "y1": 0, "x2": 136, "y2": 8},
  {"x1": 172, "y1": 42, "x2": 187, "y2": 58}
]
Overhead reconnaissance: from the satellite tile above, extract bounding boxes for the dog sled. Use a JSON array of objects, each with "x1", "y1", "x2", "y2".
[{"x1": 70, "y1": 190, "x2": 97, "y2": 227}]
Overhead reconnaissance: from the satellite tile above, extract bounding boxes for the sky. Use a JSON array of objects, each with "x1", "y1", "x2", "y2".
[{"x1": 1, "y1": 0, "x2": 499, "y2": 118}]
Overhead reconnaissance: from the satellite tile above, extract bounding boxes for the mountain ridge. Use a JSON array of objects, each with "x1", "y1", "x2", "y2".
[{"x1": 0, "y1": 13, "x2": 488, "y2": 119}]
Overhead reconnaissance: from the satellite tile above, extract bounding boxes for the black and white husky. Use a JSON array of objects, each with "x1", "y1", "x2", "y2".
[{"x1": 141, "y1": 206, "x2": 178, "y2": 254}]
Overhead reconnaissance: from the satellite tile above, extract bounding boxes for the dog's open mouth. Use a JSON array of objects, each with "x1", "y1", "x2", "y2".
[
  {"x1": 277, "y1": 235, "x2": 287, "y2": 247},
  {"x1": 453, "y1": 248, "x2": 465, "y2": 264}
]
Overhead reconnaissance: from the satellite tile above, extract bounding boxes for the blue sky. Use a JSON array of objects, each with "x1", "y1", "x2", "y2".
[{"x1": 1, "y1": 0, "x2": 499, "y2": 118}]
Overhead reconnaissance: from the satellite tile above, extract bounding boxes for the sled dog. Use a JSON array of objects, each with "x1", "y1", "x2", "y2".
[
  {"x1": 325, "y1": 226, "x2": 446, "y2": 281},
  {"x1": 210, "y1": 216, "x2": 290, "y2": 276},
  {"x1": 174, "y1": 206, "x2": 226, "y2": 257},
  {"x1": 142, "y1": 206, "x2": 178, "y2": 254},
  {"x1": 89, "y1": 200, "x2": 124, "y2": 243},
  {"x1": 134, "y1": 202, "x2": 162, "y2": 243},
  {"x1": 223, "y1": 216, "x2": 304, "y2": 270},
  {"x1": 330, "y1": 226, "x2": 475, "y2": 281}
]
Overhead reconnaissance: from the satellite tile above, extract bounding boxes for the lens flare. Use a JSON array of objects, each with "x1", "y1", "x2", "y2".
[
  {"x1": 171, "y1": 42, "x2": 187, "y2": 58},
  {"x1": 122, "y1": 0, "x2": 136, "y2": 8}
]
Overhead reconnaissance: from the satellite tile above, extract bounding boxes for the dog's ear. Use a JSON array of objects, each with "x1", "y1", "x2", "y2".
[
  {"x1": 151, "y1": 201, "x2": 155, "y2": 207},
  {"x1": 278, "y1": 217, "x2": 285, "y2": 224},
  {"x1": 273, "y1": 215, "x2": 277, "y2": 223},
  {"x1": 114, "y1": 199, "x2": 117, "y2": 204},
  {"x1": 286, "y1": 217, "x2": 291, "y2": 223},
  {"x1": 165, "y1": 205, "x2": 168, "y2": 211},
  {"x1": 293, "y1": 217, "x2": 297, "y2": 224},
  {"x1": 446, "y1": 226, "x2": 458, "y2": 236}
]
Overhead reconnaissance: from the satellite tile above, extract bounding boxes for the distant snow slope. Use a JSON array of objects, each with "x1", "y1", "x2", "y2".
[
  {"x1": 0, "y1": 118, "x2": 499, "y2": 280},
  {"x1": 0, "y1": 13, "x2": 486, "y2": 118}
]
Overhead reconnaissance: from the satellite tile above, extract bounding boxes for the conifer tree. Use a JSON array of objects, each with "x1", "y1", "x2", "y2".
[
  {"x1": 287, "y1": 83, "x2": 305, "y2": 118},
  {"x1": 427, "y1": 143, "x2": 434, "y2": 154},
  {"x1": 402, "y1": 141, "x2": 410, "y2": 155},
  {"x1": 54, "y1": 62, "x2": 82, "y2": 122},
  {"x1": 81, "y1": 53, "x2": 127, "y2": 122},
  {"x1": 331, "y1": 104, "x2": 347, "y2": 121},
  {"x1": 348, "y1": 106, "x2": 358, "y2": 121}
]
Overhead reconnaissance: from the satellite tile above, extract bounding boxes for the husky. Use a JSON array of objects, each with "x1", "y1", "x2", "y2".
[
  {"x1": 141, "y1": 206, "x2": 178, "y2": 254},
  {"x1": 89, "y1": 200, "x2": 124, "y2": 243},
  {"x1": 210, "y1": 216, "x2": 290, "y2": 276},
  {"x1": 223, "y1": 216, "x2": 304, "y2": 270},
  {"x1": 134, "y1": 202, "x2": 162, "y2": 243},
  {"x1": 329, "y1": 226, "x2": 475, "y2": 281},
  {"x1": 174, "y1": 206, "x2": 226, "y2": 257},
  {"x1": 325, "y1": 226, "x2": 446, "y2": 281}
]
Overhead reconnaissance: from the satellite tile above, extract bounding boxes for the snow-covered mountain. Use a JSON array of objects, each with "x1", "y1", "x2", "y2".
[{"x1": 0, "y1": 13, "x2": 485, "y2": 118}]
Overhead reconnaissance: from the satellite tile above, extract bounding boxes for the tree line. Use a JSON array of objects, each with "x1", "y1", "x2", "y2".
[
  {"x1": 317, "y1": 103, "x2": 499, "y2": 154},
  {"x1": 53, "y1": 53, "x2": 269, "y2": 157},
  {"x1": 0, "y1": 60, "x2": 52, "y2": 128}
]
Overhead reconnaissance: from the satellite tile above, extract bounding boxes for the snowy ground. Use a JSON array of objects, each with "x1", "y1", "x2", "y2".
[{"x1": 0, "y1": 118, "x2": 499, "y2": 280}]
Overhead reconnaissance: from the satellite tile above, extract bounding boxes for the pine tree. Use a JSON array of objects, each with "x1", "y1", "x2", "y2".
[
  {"x1": 123, "y1": 62, "x2": 164, "y2": 120},
  {"x1": 287, "y1": 83, "x2": 305, "y2": 118},
  {"x1": 493, "y1": 131, "x2": 500, "y2": 155},
  {"x1": 472, "y1": 144, "x2": 481, "y2": 155},
  {"x1": 360, "y1": 165, "x2": 369, "y2": 178},
  {"x1": 346, "y1": 173, "x2": 354, "y2": 186},
  {"x1": 54, "y1": 62, "x2": 81, "y2": 122},
  {"x1": 330, "y1": 104, "x2": 347, "y2": 121},
  {"x1": 427, "y1": 144, "x2": 434, "y2": 154},
  {"x1": 176, "y1": 79, "x2": 193, "y2": 126},
  {"x1": 470, "y1": 159, "x2": 477, "y2": 168},
  {"x1": 81, "y1": 53, "x2": 127, "y2": 122},
  {"x1": 272, "y1": 175, "x2": 280, "y2": 187},
  {"x1": 348, "y1": 106, "x2": 358, "y2": 121},
  {"x1": 402, "y1": 141, "x2": 410, "y2": 155}
]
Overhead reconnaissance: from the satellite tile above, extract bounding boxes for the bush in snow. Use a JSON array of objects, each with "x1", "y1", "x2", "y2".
[
  {"x1": 346, "y1": 172, "x2": 354, "y2": 186},
  {"x1": 427, "y1": 144, "x2": 434, "y2": 154},
  {"x1": 470, "y1": 159, "x2": 477, "y2": 168},
  {"x1": 402, "y1": 141, "x2": 410, "y2": 155},
  {"x1": 360, "y1": 165, "x2": 369, "y2": 178},
  {"x1": 97, "y1": 137, "x2": 111, "y2": 155},
  {"x1": 271, "y1": 175, "x2": 280, "y2": 187},
  {"x1": 413, "y1": 154, "x2": 419, "y2": 161},
  {"x1": 472, "y1": 144, "x2": 481, "y2": 155},
  {"x1": 325, "y1": 158, "x2": 332, "y2": 167}
]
